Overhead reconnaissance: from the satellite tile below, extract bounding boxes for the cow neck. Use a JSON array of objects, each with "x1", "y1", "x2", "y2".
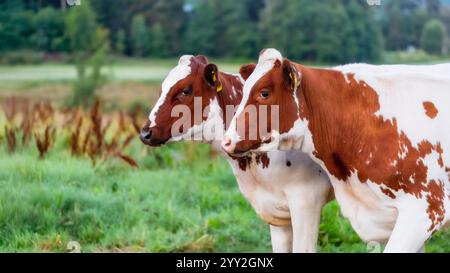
[{"x1": 298, "y1": 66, "x2": 360, "y2": 159}]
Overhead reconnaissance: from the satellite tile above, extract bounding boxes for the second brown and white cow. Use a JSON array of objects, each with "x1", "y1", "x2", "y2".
[
  {"x1": 140, "y1": 55, "x2": 332, "y2": 252},
  {"x1": 223, "y1": 48, "x2": 450, "y2": 252}
]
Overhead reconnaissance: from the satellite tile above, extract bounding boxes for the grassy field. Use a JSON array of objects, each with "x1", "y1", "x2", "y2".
[
  {"x1": 0, "y1": 141, "x2": 366, "y2": 253},
  {"x1": 0, "y1": 58, "x2": 243, "y2": 87},
  {"x1": 1, "y1": 142, "x2": 449, "y2": 253},
  {"x1": 0, "y1": 59, "x2": 449, "y2": 253}
]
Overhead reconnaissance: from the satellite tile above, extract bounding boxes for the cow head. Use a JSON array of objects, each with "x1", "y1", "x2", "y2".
[
  {"x1": 140, "y1": 55, "x2": 254, "y2": 146},
  {"x1": 222, "y1": 48, "x2": 307, "y2": 155}
]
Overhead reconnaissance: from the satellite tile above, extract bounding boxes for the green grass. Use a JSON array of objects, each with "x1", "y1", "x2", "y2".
[
  {"x1": 0, "y1": 139, "x2": 361, "y2": 253},
  {"x1": 1, "y1": 142, "x2": 449, "y2": 252},
  {"x1": 0, "y1": 59, "x2": 243, "y2": 90},
  {"x1": 0, "y1": 144, "x2": 271, "y2": 252}
]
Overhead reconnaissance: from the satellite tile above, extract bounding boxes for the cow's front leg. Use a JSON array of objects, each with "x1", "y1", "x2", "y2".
[
  {"x1": 270, "y1": 225, "x2": 293, "y2": 253},
  {"x1": 418, "y1": 245, "x2": 426, "y2": 253},
  {"x1": 384, "y1": 202, "x2": 432, "y2": 253},
  {"x1": 287, "y1": 187, "x2": 327, "y2": 253}
]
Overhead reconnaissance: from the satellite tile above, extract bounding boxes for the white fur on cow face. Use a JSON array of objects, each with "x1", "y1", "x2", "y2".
[
  {"x1": 226, "y1": 49, "x2": 283, "y2": 144},
  {"x1": 148, "y1": 55, "x2": 193, "y2": 126}
]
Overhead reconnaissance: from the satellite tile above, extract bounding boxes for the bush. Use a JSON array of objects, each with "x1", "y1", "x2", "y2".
[
  {"x1": 383, "y1": 49, "x2": 441, "y2": 64},
  {"x1": 115, "y1": 29, "x2": 126, "y2": 55},
  {"x1": 0, "y1": 50, "x2": 44, "y2": 65},
  {"x1": 32, "y1": 7, "x2": 66, "y2": 52},
  {"x1": 130, "y1": 14, "x2": 150, "y2": 57},
  {"x1": 0, "y1": 9, "x2": 35, "y2": 52},
  {"x1": 421, "y1": 19, "x2": 447, "y2": 55},
  {"x1": 65, "y1": 0, "x2": 110, "y2": 107},
  {"x1": 149, "y1": 23, "x2": 168, "y2": 57},
  {"x1": 71, "y1": 36, "x2": 109, "y2": 107},
  {"x1": 65, "y1": 2, "x2": 99, "y2": 55}
]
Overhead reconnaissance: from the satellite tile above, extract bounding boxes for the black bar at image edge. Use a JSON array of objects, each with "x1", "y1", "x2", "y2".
[{"x1": 0, "y1": 253, "x2": 446, "y2": 272}]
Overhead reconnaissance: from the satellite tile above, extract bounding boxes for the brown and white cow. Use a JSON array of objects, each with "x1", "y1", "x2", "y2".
[
  {"x1": 223, "y1": 48, "x2": 450, "y2": 252},
  {"x1": 140, "y1": 55, "x2": 331, "y2": 252}
]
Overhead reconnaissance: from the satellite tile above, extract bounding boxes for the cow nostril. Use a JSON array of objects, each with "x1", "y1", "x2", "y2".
[
  {"x1": 221, "y1": 137, "x2": 235, "y2": 154},
  {"x1": 223, "y1": 139, "x2": 231, "y2": 147},
  {"x1": 144, "y1": 130, "x2": 152, "y2": 140},
  {"x1": 140, "y1": 128, "x2": 152, "y2": 142}
]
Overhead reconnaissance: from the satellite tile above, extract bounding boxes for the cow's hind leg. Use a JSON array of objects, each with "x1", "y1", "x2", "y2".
[
  {"x1": 384, "y1": 200, "x2": 432, "y2": 253},
  {"x1": 270, "y1": 225, "x2": 293, "y2": 253}
]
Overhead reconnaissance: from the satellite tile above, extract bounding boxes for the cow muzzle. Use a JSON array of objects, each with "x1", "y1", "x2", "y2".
[
  {"x1": 221, "y1": 136, "x2": 260, "y2": 157},
  {"x1": 140, "y1": 125, "x2": 168, "y2": 146},
  {"x1": 139, "y1": 126, "x2": 153, "y2": 145},
  {"x1": 221, "y1": 136, "x2": 236, "y2": 154}
]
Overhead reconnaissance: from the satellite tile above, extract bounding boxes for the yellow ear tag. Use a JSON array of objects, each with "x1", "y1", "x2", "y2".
[
  {"x1": 290, "y1": 68, "x2": 299, "y2": 89},
  {"x1": 212, "y1": 71, "x2": 222, "y2": 92},
  {"x1": 289, "y1": 72, "x2": 296, "y2": 88}
]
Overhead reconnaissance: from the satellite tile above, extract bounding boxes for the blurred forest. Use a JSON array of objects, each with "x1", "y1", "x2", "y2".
[{"x1": 0, "y1": 0, "x2": 450, "y2": 64}]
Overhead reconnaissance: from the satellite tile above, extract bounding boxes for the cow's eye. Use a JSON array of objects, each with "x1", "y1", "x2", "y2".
[
  {"x1": 260, "y1": 89, "x2": 270, "y2": 99},
  {"x1": 182, "y1": 86, "x2": 192, "y2": 96}
]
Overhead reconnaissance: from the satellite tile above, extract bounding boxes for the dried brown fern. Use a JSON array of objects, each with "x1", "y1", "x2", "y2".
[
  {"x1": 35, "y1": 126, "x2": 56, "y2": 159},
  {"x1": 115, "y1": 153, "x2": 138, "y2": 168},
  {"x1": 90, "y1": 99, "x2": 103, "y2": 154},
  {"x1": 81, "y1": 130, "x2": 91, "y2": 154},
  {"x1": 3, "y1": 97, "x2": 17, "y2": 123},
  {"x1": 128, "y1": 105, "x2": 143, "y2": 134},
  {"x1": 121, "y1": 133, "x2": 135, "y2": 150},
  {"x1": 21, "y1": 101, "x2": 33, "y2": 145},
  {"x1": 118, "y1": 111, "x2": 126, "y2": 131},
  {"x1": 34, "y1": 100, "x2": 54, "y2": 124},
  {"x1": 5, "y1": 126, "x2": 17, "y2": 153},
  {"x1": 69, "y1": 117, "x2": 83, "y2": 155}
]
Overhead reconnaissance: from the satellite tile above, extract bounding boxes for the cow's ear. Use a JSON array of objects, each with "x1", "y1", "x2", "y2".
[
  {"x1": 204, "y1": 63, "x2": 219, "y2": 87},
  {"x1": 239, "y1": 63, "x2": 256, "y2": 80},
  {"x1": 282, "y1": 59, "x2": 301, "y2": 90}
]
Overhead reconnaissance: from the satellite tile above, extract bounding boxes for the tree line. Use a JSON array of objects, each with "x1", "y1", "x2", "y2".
[{"x1": 0, "y1": 0, "x2": 449, "y2": 63}]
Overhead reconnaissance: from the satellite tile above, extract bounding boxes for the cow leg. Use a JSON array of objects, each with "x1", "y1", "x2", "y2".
[
  {"x1": 287, "y1": 187, "x2": 327, "y2": 253},
  {"x1": 384, "y1": 203, "x2": 432, "y2": 253},
  {"x1": 270, "y1": 225, "x2": 293, "y2": 253}
]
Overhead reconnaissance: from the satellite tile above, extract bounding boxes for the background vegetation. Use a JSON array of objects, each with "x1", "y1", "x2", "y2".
[
  {"x1": 1, "y1": 0, "x2": 450, "y2": 252},
  {"x1": 1, "y1": 0, "x2": 450, "y2": 63}
]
